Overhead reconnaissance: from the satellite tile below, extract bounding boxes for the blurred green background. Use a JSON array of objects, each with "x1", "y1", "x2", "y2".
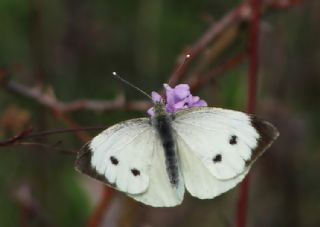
[{"x1": 0, "y1": 0, "x2": 319, "y2": 226}]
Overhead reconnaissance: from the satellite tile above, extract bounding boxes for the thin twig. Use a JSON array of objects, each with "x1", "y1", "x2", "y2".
[
  {"x1": 27, "y1": 126, "x2": 106, "y2": 139},
  {"x1": 168, "y1": 2, "x2": 251, "y2": 86},
  {"x1": 189, "y1": 51, "x2": 247, "y2": 92},
  {"x1": 15, "y1": 142, "x2": 77, "y2": 155},
  {"x1": 0, "y1": 129, "x2": 33, "y2": 147},
  {"x1": 0, "y1": 126, "x2": 105, "y2": 147}
]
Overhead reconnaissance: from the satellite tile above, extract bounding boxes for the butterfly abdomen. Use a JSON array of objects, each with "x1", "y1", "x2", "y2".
[{"x1": 153, "y1": 114, "x2": 179, "y2": 187}]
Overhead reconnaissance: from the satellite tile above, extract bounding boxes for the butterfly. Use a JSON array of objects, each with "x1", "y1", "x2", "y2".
[{"x1": 75, "y1": 83, "x2": 279, "y2": 207}]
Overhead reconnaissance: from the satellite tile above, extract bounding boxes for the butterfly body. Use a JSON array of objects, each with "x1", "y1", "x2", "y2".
[
  {"x1": 75, "y1": 105, "x2": 279, "y2": 207},
  {"x1": 153, "y1": 102, "x2": 180, "y2": 187}
]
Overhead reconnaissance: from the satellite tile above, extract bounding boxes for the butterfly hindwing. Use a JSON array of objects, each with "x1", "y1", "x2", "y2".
[
  {"x1": 173, "y1": 107, "x2": 278, "y2": 198},
  {"x1": 129, "y1": 137, "x2": 185, "y2": 207},
  {"x1": 75, "y1": 118, "x2": 184, "y2": 207},
  {"x1": 176, "y1": 134, "x2": 248, "y2": 199}
]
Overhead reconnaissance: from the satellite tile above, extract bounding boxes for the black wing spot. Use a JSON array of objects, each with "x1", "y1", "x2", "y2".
[
  {"x1": 213, "y1": 154, "x2": 222, "y2": 163},
  {"x1": 229, "y1": 135, "x2": 238, "y2": 145},
  {"x1": 110, "y1": 156, "x2": 119, "y2": 165},
  {"x1": 131, "y1": 168, "x2": 140, "y2": 176}
]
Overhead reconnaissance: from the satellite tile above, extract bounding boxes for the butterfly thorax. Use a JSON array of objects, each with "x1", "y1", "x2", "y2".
[
  {"x1": 153, "y1": 102, "x2": 167, "y2": 116},
  {"x1": 152, "y1": 102, "x2": 179, "y2": 187}
]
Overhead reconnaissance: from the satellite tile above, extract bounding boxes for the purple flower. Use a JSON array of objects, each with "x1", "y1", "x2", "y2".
[{"x1": 147, "y1": 84, "x2": 207, "y2": 116}]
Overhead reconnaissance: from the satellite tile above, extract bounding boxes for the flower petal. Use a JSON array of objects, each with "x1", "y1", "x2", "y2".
[
  {"x1": 151, "y1": 91, "x2": 162, "y2": 103},
  {"x1": 174, "y1": 84, "x2": 190, "y2": 100},
  {"x1": 163, "y1": 84, "x2": 173, "y2": 92},
  {"x1": 164, "y1": 84, "x2": 175, "y2": 107},
  {"x1": 147, "y1": 107, "x2": 155, "y2": 116},
  {"x1": 165, "y1": 104, "x2": 175, "y2": 113},
  {"x1": 192, "y1": 99, "x2": 208, "y2": 107},
  {"x1": 174, "y1": 100, "x2": 187, "y2": 109},
  {"x1": 191, "y1": 96, "x2": 200, "y2": 103}
]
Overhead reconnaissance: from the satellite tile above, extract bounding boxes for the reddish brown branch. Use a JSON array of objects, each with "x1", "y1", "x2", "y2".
[
  {"x1": 167, "y1": 0, "x2": 302, "y2": 87},
  {"x1": 236, "y1": 0, "x2": 261, "y2": 227},
  {"x1": 168, "y1": 2, "x2": 252, "y2": 86},
  {"x1": 5, "y1": 80, "x2": 150, "y2": 113},
  {"x1": 247, "y1": 0, "x2": 261, "y2": 114},
  {"x1": 0, "y1": 129, "x2": 33, "y2": 147},
  {"x1": 27, "y1": 126, "x2": 105, "y2": 139},
  {"x1": 87, "y1": 187, "x2": 114, "y2": 227},
  {"x1": 0, "y1": 126, "x2": 105, "y2": 147},
  {"x1": 189, "y1": 51, "x2": 247, "y2": 92},
  {"x1": 15, "y1": 142, "x2": 77, "y2": 155}
]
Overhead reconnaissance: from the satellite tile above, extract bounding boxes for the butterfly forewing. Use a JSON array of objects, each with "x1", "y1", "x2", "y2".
[
  {"x1": 173, "y1": 107, "x2": 279, "y2": 180},
  {"x1": 176, "y1": 134, "x2": 249, "y2": 199},
  {"x1": 76, "y1": 118, "x2": 154, "y2": 194}
]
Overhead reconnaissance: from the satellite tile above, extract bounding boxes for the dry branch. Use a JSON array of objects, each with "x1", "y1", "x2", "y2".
[
  {"x1": 188, "y1": 51, "x2": 247, "y2": 92},
  {"x1": 237, "y1": 0, "x2": 261, "y2": 226},
  {"x1": 6, "y1": 81, "x2": 151, "y2": 113},
  {"x1": 168, "y1": 1, "x2": 251, "y2": 86}
]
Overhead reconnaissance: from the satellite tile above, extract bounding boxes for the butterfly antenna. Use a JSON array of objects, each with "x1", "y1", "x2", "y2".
[
  {"x1": 168, "y1": 54, "x2": 191, "y2": 86},
  {"x1": 112, "y1": 72, "x2": 152, "y2": 100}
]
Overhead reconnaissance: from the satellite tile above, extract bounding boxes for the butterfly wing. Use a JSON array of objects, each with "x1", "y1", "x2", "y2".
[
  {"x1": 75, "y1": 118, "x2": 184, "y2": 207},
  {"x1": 176, "y1": 136, "x2": 249, "y2": 199},
  {"x1": 128, "y1": 137, "x2": 185, "y2": 207},
  {"x1": 172, "y1": 107, "x2": 279, "y2": 199}
]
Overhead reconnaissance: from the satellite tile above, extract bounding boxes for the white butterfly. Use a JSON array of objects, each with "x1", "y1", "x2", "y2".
[{"x1": 75, "y1": 101, "x2": 279, "y2": 207}]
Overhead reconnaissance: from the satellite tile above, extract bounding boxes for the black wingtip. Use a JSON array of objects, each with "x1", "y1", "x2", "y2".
[
  {"x1": 75, "y1": 143, "x2": 92, "y2": 174},
  {"x1": 75, "y1": 143, "x2": 115, "y2": 188},
  {"x1": 247, "y1": 116, "x2": 280, "y2": 165}
]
